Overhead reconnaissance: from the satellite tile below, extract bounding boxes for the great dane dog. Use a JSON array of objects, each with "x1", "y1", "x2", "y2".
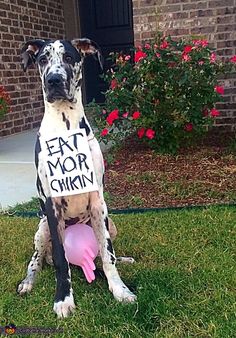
[{"x1": 17, "y1": 38, "x2": 136, "y2": 318}]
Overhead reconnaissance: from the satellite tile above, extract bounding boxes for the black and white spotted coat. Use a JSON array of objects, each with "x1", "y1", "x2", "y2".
[{"x1": 17, "y1": 39, "x2": 136, "y2": 318}]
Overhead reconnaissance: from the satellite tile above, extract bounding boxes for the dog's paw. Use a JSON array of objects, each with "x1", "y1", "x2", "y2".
[
  {"x1": 17, "y1": 279, "x2": 33, "y2": 295},
  {"x1": 110, "y1": 282, "x2": 137, "y2": 303},
  {"x1": 53, "y1": 294, "x2": 76, "y2": 318},
  {"x1": 116, "y1": 256, "x2": 135, "y2": 264}
]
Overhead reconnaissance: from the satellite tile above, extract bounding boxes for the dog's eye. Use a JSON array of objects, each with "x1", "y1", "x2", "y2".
[
  {"x1": 64, "y1": 55, "x2": 73, "y2": 63},
  {"x1": 39, "y1": 56, "x2": 48, "y2": 66}
]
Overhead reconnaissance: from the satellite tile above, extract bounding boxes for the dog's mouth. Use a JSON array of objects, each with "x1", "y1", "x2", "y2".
[{"x1": 46, "y1": 88, "x2": 71, "y2": 103}]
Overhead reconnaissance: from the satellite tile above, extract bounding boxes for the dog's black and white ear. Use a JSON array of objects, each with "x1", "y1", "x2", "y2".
[
  {"x1": 71, "y1": 38, "x2": 103, "y2": 70},
  {"x1": 21, "y1": 39, "x2": 45, "y2": 72}
]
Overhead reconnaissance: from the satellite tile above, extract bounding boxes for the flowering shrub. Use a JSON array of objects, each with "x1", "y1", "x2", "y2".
[
  {"x1": 0, "y1": 86, "x2": 11, "y2": 120},
  {"x1": 95, "y1": 34, "x2": 236, "y2": 153}
]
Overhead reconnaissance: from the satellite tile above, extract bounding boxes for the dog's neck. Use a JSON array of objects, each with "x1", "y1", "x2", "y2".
[{"x1": 39, "y1": 89, "x2": 85, "y2": 136}]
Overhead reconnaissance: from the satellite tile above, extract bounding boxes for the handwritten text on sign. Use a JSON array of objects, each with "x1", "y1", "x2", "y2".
[{"x1": 40, "y1": 129, "x2": 98, "y2": 197}]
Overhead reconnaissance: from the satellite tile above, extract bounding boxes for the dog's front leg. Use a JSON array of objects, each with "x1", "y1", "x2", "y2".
[
  {"x1": 89, "y1": 191, "x2": 136, "y2": 302},
  {"x1": 45, "y1": 198, "x2": 75, "y2": 318},
  {"x1": 17, "y1": 216, "x2": 50, "y2": 295}
]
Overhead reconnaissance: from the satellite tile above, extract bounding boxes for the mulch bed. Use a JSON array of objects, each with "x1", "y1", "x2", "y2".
[{"x1": 104, "y1": 131, "x2": 236, "y2": 209}]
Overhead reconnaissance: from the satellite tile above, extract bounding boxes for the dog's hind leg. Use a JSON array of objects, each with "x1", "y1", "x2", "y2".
[
  {"x1": 89, "y1": 191, "x2": 136, "y2": 303},
  {"x1": 17, "y1": 216, "x2": 50, "y2": 295}
]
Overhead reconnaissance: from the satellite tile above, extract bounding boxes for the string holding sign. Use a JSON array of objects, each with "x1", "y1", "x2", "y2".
[{"x1": 40, "y1": 128, "x2": 98, "y2": 197}]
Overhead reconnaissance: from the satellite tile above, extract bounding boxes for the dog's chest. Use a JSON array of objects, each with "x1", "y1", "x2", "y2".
[{"x1": 62, "y1": 194, "x2": 90, "y2": 225}]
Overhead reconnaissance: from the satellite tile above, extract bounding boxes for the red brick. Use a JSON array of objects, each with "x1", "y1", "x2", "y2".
[
  {"x1": 0, "y1": 3, "x2": 10, "y2": 10},
  {"x1": 38, "y1": 4, "x2": 46, "y2": 11},
  {"x1": 183, "y1": 2, "x2": 207, "y2": 10},
  {"x1": 7, "y1": 12, "x2": 19, "y2": 19},
  {"x1": 167, "y1": 28, "x2": 190, "y2": 36},
  {"x1": 216, "y1": 7, "x2": 236, "y2": 15},
  {"x1": 0, "y1": 129, "x2": 11, "y2": 137},
  {"x1": 0, "y1": 26, "x2": 9, "y2": 32},
  {"x1": 217, "y1": 15, "x2": 235, "y2": 24},
  {"x1": 0, "y1": 10, "x2": 7, "y2": 17},
  {"x1": 17, "y1": 0, "x2": 27, "y2": 6},
  {"x1": 167, "y1": 0, "x2": 188, "y2": 3},
  {"x1": 12, "y1": 126, "x2": 23, "y2": 133},
  {"x1": 2, "y1": 33, "x2": 14, "y2": 41},
  {"x1": 172, "y1": 11, "x2": 189, "y2": 19},
  {"x1": 190, "y1": 26, "x2": 216, "y2": 34},
  {"x1": 13, "y1": 118, "x2": 24, "y2": 126},
  {"x1": 217, "y1": 24, "x2": 236, "y2": 32},
  {"x1": 190, "y1": 9, "x2": 214, "y2": 18},
  {"x1": 209, "y1": 0, "x2": 234, "y2": 7},
  {"x1": 217, "y1": 40, "x2": 234, "y2": 49},
  {"x1": 161, "y1": 4, "x2": 182, "y2": 12},
  {"x1": 28, "y1": 2, "x2": 37, "y2": 9}
]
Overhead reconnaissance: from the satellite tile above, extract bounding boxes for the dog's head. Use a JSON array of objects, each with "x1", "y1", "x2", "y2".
[{"x1": 21, "y1": 39, "x2": 102, "y2": 103}]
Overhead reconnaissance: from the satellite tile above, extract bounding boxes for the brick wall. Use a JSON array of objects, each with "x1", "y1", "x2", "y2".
[
  {"x1": 0, "y1": 0, "x2": 65, "y2": 137},
  {"x1": 1, "y1": 0, "x2": 235, "y2": 136},
  {"x1": 133, "y1": 0, "x2": 236, "y2": 131}
]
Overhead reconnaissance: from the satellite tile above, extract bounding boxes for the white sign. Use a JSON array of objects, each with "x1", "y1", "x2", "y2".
[{"x1": 40, "y1": 128, "x2": 98, "y2": 197}]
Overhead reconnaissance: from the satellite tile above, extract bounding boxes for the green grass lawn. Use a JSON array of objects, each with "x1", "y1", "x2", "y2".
[{"x1": 0, "y1": 206, "x2": 236, "y2": 337}]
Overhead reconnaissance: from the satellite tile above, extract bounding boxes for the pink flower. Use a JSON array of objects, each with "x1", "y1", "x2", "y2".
[
  {"x1": 184, "y1": 45, "x2": 193, "y2": 53},
  {"x1": 106, "y1": 109, "x2": 119, "y2": 125},
  {"x1": 230, "y1": 55, "x2": 236, "y2": 63},
  {"x1": 210, "y1": 108, "x2": 220, "y2": 117},
  {"x1": 160, "y1": 40, "x2": 168, "y2": 49},
  {"x1": 124, "y1": 55, "x2": 131, "y2": 61},
  {"x1": 184, "y1": 123, "x2": 193, "y2": 132},
  {"x1": 122, "y1": 112, "x2": 129, "y2": 118},
  {"x1": 201, "y1": 40, "x2": 209, "y2": 47},
  {"x1": 146, "y1": 129, "x2": 155, "y2": 139},
  {"x1": 193, "y1": 39, "x2": 201, "y2": 46},
  {"x1": 101, "y1": 128, "x2": 109, "y2": 136},
  {"x1": 198, "y1": 60, "x2": 204, "y2": 65},
  {"x1": 182, "y1": 53, "x2": 191, "y2": 62},
  {"x1": 156, "y1": 52, "x2": 161, "y2": 58},
  {"x1": 132, "y1": 111, "x2": 141, "y2": 120},
  {"x1": 144, "y1": 43, "x2": 151, "y2": 49},
  {"x1": 210, "y1": 53, "x2": 216, "y2": 63},
  {"x1": 154, "y1": 43, "x2": 158, "y2": 49},
  {"x1": 110, "y1": 79, "x2": 118, "y2": 90},
  {"x1": 137, "y1": 127, "x2": 145, "y2": 139},
  {"x1": 134, "y1": 50, "x2": 147, "y2": 62},
  {"x1": 102, "y1": 109, "x2": 107, "y2": 115},
  {"x1": 214, "y1": 86, "x2": 224, "y2": 95},
  {"x1": 193, "y1": 39, "x2": 208, "y2": 47}
]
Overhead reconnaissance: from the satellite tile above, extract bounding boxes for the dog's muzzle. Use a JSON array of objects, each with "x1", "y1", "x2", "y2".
[{"x1": 45, "y1": 73, "x2": 68, "y2": 103}]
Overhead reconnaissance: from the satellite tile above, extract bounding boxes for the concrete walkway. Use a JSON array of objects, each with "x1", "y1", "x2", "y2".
[{"x1": 0, "y1": 129, "x2": 37, "y2": 210}]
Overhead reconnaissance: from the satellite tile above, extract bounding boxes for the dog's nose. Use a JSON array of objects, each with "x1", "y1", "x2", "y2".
[{"x1": 46, "y1": 74, "x2": 63, "y2": 87}]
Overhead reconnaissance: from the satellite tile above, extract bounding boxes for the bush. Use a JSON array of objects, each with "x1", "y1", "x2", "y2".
[
  {"x1": 0, "y1": 86, "x2": 11, "y2": 120},
  {"x1": 95, "y1": 34, "x2": 236, "y2": 153}
]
